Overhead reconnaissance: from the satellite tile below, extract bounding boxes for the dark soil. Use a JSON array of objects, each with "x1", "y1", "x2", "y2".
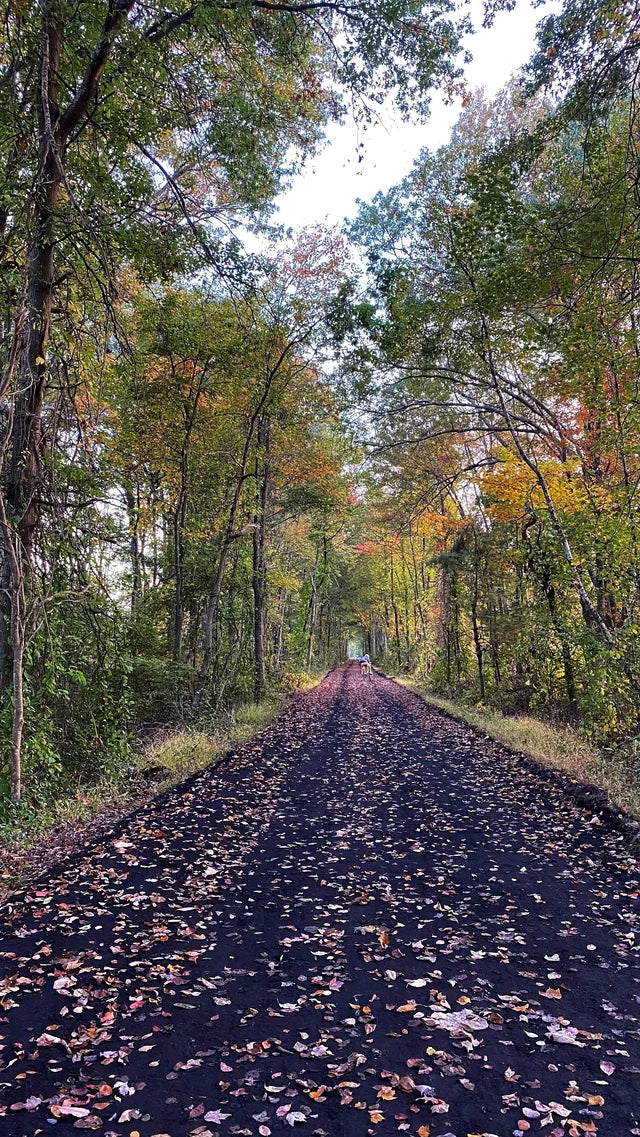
[{"x1": 1, "y1": 665, "x2": 639, "y2": 1137}]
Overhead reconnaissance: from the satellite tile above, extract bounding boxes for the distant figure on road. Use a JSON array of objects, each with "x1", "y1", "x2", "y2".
[{"x1": 360, "y1": 653, "x2": 372, "y2": 680}]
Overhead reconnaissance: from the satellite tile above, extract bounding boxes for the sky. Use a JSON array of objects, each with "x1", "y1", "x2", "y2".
[{"x1": 273, "y1": 0, "x2": 554, "y2": 231}]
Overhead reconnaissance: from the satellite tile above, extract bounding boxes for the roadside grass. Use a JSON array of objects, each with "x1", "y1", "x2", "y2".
[
  {"x1": 398, "y1": 678, "x2": 640, "y2": 818},
  {"x1": 145, "y1": 670, "x2": 327, "y2": 784},
  {"x1": 141, "y1": 695, "x2": 288, "y2": 785},
  {"x1": 0, "y1": 670, "x2": 327, "y2": 891}
]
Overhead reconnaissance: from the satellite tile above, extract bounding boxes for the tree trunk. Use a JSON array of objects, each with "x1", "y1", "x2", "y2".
[
  {"x1": 125, "y1": 486, "x2": 143, "y2": 611},
  {"x1": 390, "y1": 552, "x2": 402, "y2": 667},
  {"x1": 403, "y1": 572, "x2": 411, "y2": 668},
  {"x1": 325, "y1": 605, "x2": 333, "y2": 660},
  {"x1": 0, "y1": 489, "x2": 25, "y2": 802},
  {"x1": 197, "y1": 363, "x2": 280, "y2": 700},
  {"x1": 522, "y1": 518, "x2": 579, "y2": 719},
  {"x1": 274, "y1": 589, "x2": 287, "y2": 667},
  {"x1": 0, "y1": 16, "x2": 63, "y2": 800},
  {"x1": 488, "y1": 600, "x2": 502, "y2": 695},
  {"x1": 197, "y1": 479, "x2": 247, "y2": 696},
  {"x1": 10, "y1": 579, "x2": 25, "y2": 803},
  {"x1": 252, "y1": 418, "x2": 270, "y2": 701},
  {"x1": 0, "y1": 553, "x2": 12, "y2": 697},
  {"x1": 172, "y1": 382, "x2": 203, "y2": 662},
  {"x1": 471, "y1": 535, "x2": 486, "y2": 701},
  {"x1": 172, "y1": 510, "x2": 184, "y2": 662},
  {"x1": 0, "y1": 3, "x2": 134, "y2": 790},
  {"x1": 450, "y1": 569, "x2": 462, "y2": 683},
  {"x1": 187, "y1": 596, "x2": 201, "y2": 667},
  {"x1": 471, "y1": 603, "x2": 485, "y2": 701},
  {"x1": 172, "y1": 463, "x2": 189, "y2": 662},
  {"x1": 7, "y1": 18, "x2": 63, "y2": 560},
  {"x1": 306, "y1": 544, "x2": 320, "y2": 672}
]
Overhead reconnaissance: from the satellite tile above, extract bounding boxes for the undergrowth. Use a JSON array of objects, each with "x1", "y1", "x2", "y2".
[
  {"x1": 0, "y1": 671, "x2": 326, "y2": 876},
  {"x1": 143, "y1": 696, "x2": 287, "y2": 784}
]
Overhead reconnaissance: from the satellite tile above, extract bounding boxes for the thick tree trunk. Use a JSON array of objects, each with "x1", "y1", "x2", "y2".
[
  {"x1": 409, "y1": 533, "x2": 428, "y2": 663},
  {"x1": 172, "y1": 510, "x2": 184, "y2": 662},
  {"x1": 449, "y1": 570, "x2": 462, "y2": 683},
  {"x1": 0, "y1": 2, "x2": 133, "y2": 791},
  {"x1": 0, "y1": 16, "x2": 63, "y2": 799},
  {"x1": 7, "y1": 17, "x2": 62, "y2": 552},
  {"x1": 403, "y1": 575, "x2": 411, "y2": 668},
  {"x1": 542, "y1": 570, "x2": 578, "y2": 718},
  {"x1": 172, "y1": 384, "x2": 202, "y2": 662},
  {"x1": 9, "y1": 575, "x2": 25, "y2": 803},
  {"x1": 325, "y1": 606, "x2": 333, "y2": 660}
]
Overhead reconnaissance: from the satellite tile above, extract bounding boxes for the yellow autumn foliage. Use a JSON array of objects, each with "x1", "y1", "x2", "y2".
[{"x1": 481, "y1": 454, "x2": 592, "y2": 522}]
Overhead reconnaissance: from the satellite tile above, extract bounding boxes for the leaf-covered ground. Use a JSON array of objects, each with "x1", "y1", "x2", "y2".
[{"x1": 1, "y1": 666, "x2": 639, "y2": 1137}]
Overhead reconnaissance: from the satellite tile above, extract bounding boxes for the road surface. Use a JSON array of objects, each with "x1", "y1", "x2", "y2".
[{"x1": 1, "y1": 665, "x2": 639, "y2": 1137}]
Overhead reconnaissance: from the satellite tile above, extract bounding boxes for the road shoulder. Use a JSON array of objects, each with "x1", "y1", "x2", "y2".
[{"x1": 396, "y1": 675, "x2": 640, "y2": 853}]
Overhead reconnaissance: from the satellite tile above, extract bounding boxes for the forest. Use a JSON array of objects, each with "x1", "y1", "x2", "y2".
[{"x1": 1, "y1": 0, "x2": 639, "y2": 823}]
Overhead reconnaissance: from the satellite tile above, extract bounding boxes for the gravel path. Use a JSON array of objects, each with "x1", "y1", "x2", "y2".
[{"x1": 1, "y1": 665, "x2": 639, "y2": 1137}]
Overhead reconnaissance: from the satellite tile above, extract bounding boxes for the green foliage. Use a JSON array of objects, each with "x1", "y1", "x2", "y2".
[
  {"x1": 0, "y1": 588, "x2": 132, "y2": 820},
  {"x1": 340, "y1": 70, "x2": 640, "y2": 743}
]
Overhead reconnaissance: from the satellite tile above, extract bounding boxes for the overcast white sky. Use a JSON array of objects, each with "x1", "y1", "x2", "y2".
[{"x1": 273, "y1": 0, "x2": 553, "y2": 230}]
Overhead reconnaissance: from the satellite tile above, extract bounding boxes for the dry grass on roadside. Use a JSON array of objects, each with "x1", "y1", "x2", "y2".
[
  {"x1": 142, "y1": 671, "x2": 326, "y2": 785},
  {"x1": 0, "y1": 678, "x2": 329, "y2": 892},
  {"x1": 399, "y1": 679, "x2": 640, "y2": 818},
  {"x1": 0, "y1": 667, "x2": 331, "y2": 880},
  {"x1": 142, "y1": 697, "x2": 285, "y2": 785}
]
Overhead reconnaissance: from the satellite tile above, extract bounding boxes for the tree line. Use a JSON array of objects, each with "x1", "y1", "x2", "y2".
[
  {"x1": 342, "y1": 0, "x2": 640, "y2": 739},
  {"x1": 0, "y1": 0, "x2": 463, "y2": 810},
  {"x1": 1, "y1": 0, "x2": 639, "y2": 815}
]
